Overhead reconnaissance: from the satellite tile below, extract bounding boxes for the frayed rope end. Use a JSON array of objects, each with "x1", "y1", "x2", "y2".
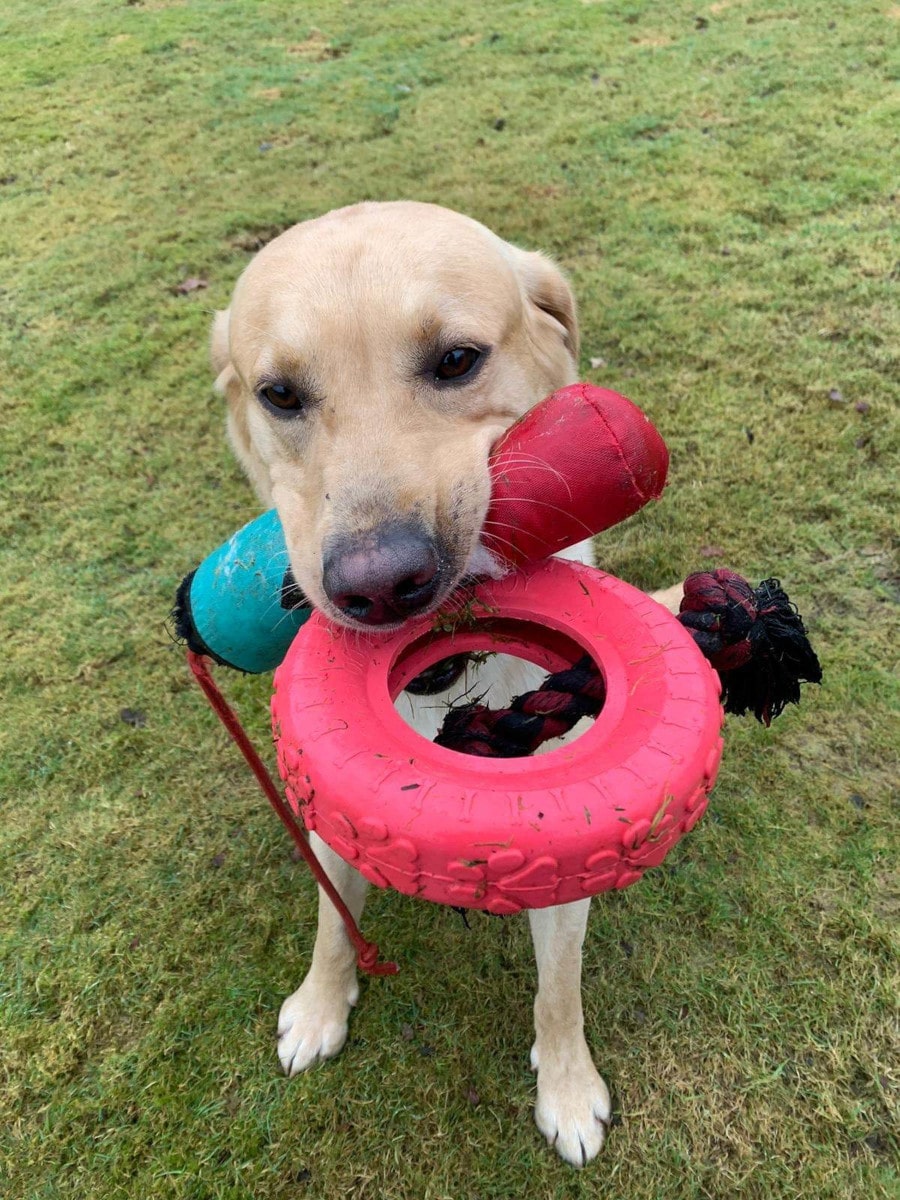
[{"x1": 678, "y1": 570, "x2": 822, "y2": 725}]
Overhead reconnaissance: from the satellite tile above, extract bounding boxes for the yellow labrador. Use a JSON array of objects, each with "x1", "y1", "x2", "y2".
[{"x1": 211, "y1": 201, "x2": 681, "y2": 1166}]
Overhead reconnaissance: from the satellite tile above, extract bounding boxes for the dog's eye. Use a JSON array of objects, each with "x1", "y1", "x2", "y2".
[
  {"x1": 435, "y1": 347, "x2": 481, "y2": 382},
  {"x1": 260, "y1": 383, "x2": 304, "y2": 414}
]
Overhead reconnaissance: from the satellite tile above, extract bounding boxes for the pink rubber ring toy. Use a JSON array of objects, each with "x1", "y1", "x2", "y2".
[{"x1": 272, "y1": 556, "x2": 724, "y2": 914}]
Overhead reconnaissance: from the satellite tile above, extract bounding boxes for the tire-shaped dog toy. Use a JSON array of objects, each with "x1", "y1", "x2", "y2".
[{"x1": 273, "y1": 557, "x2": 725, "y2": 914}]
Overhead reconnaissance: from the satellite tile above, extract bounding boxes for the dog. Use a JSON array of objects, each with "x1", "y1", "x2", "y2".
[{"x1": 210, "y1": 201, "x2": 683, "y2": 1166}]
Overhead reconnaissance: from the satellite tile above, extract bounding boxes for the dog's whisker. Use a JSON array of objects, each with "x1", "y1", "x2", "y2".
[
  {"x1": 266, "y1": 601, "x2": 308, "y2": 634},
  {"x1": 484, "y1": 496, "x2": 596, "y2": 537},
  {"x1": 491, "y1": 454, "x2": 572, "y2": 495},
  {"x1": 262, "y1": 548, "x2": 291, "y2": 574},
  {"x1": 479, "y1": 526, "x2": 521, "y2": 557}
]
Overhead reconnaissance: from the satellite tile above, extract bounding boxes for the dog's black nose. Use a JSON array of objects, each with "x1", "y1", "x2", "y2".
[{"x1": 323, "y1": 521, "x2": 441, "y2": 625}]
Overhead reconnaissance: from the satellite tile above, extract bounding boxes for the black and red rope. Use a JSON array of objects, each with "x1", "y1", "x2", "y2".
[
  {"x1": 676, "y1": 570, "x2": 821, "y2": 725},
  {"x1": 435, "y1": 656, "x2": 606, "y2": 757}
]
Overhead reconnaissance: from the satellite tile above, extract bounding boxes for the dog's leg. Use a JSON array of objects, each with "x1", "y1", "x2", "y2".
[
  {"x1": 277, "y1": 832, "x2": 369, "y2": 1075},
  {"x1": 528, "y1": 899, "x2": 611, "y2": 1167},
  {"x1": 649, "y1": 582, "x2": 684, "y2": 615}
]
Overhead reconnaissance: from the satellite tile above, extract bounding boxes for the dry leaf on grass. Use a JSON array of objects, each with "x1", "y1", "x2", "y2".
[{"x1": 174, "y1": 276, "x2": 208, "y2": 294}]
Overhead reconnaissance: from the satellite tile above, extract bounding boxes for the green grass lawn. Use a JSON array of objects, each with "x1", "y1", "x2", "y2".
[{"x1": 1, "y1": 1, "x2": 897, "y2": 1196}]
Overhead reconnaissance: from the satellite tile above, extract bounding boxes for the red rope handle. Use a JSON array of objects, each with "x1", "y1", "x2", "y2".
[{"x1": 187, "y1": 651, "x2": 398, "y2": 977}]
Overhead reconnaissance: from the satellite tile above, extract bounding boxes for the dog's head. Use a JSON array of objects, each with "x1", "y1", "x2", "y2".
[{"x1": 212, "y1": 202, "x2": 578, "y2": 630}]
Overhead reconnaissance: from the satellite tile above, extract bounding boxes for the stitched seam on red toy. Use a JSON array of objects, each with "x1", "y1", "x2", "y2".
[{"x1": 580, "y1": 383, "x2": 646, "y2": 501}]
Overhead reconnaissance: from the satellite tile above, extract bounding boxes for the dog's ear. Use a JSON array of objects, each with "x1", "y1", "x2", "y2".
[
  {"x1": 515, "y1": 250, "x2": 580, "y2": 364},
  {"x1": 210, "y1": 308, "x2": 239, "y2": 398}
]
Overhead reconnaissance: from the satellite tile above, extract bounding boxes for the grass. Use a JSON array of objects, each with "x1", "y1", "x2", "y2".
[{"x1": 1, "y1": 0, "x2": 898, "y2": 1196}]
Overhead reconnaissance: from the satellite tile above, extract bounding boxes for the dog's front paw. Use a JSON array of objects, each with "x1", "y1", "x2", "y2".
[
  {"x1": 277, "y1": 971, "x2": 360, "y2": 1076},
  {"x1": 530, "y1": 1041, "x2": 611, "y2": 1167}
]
